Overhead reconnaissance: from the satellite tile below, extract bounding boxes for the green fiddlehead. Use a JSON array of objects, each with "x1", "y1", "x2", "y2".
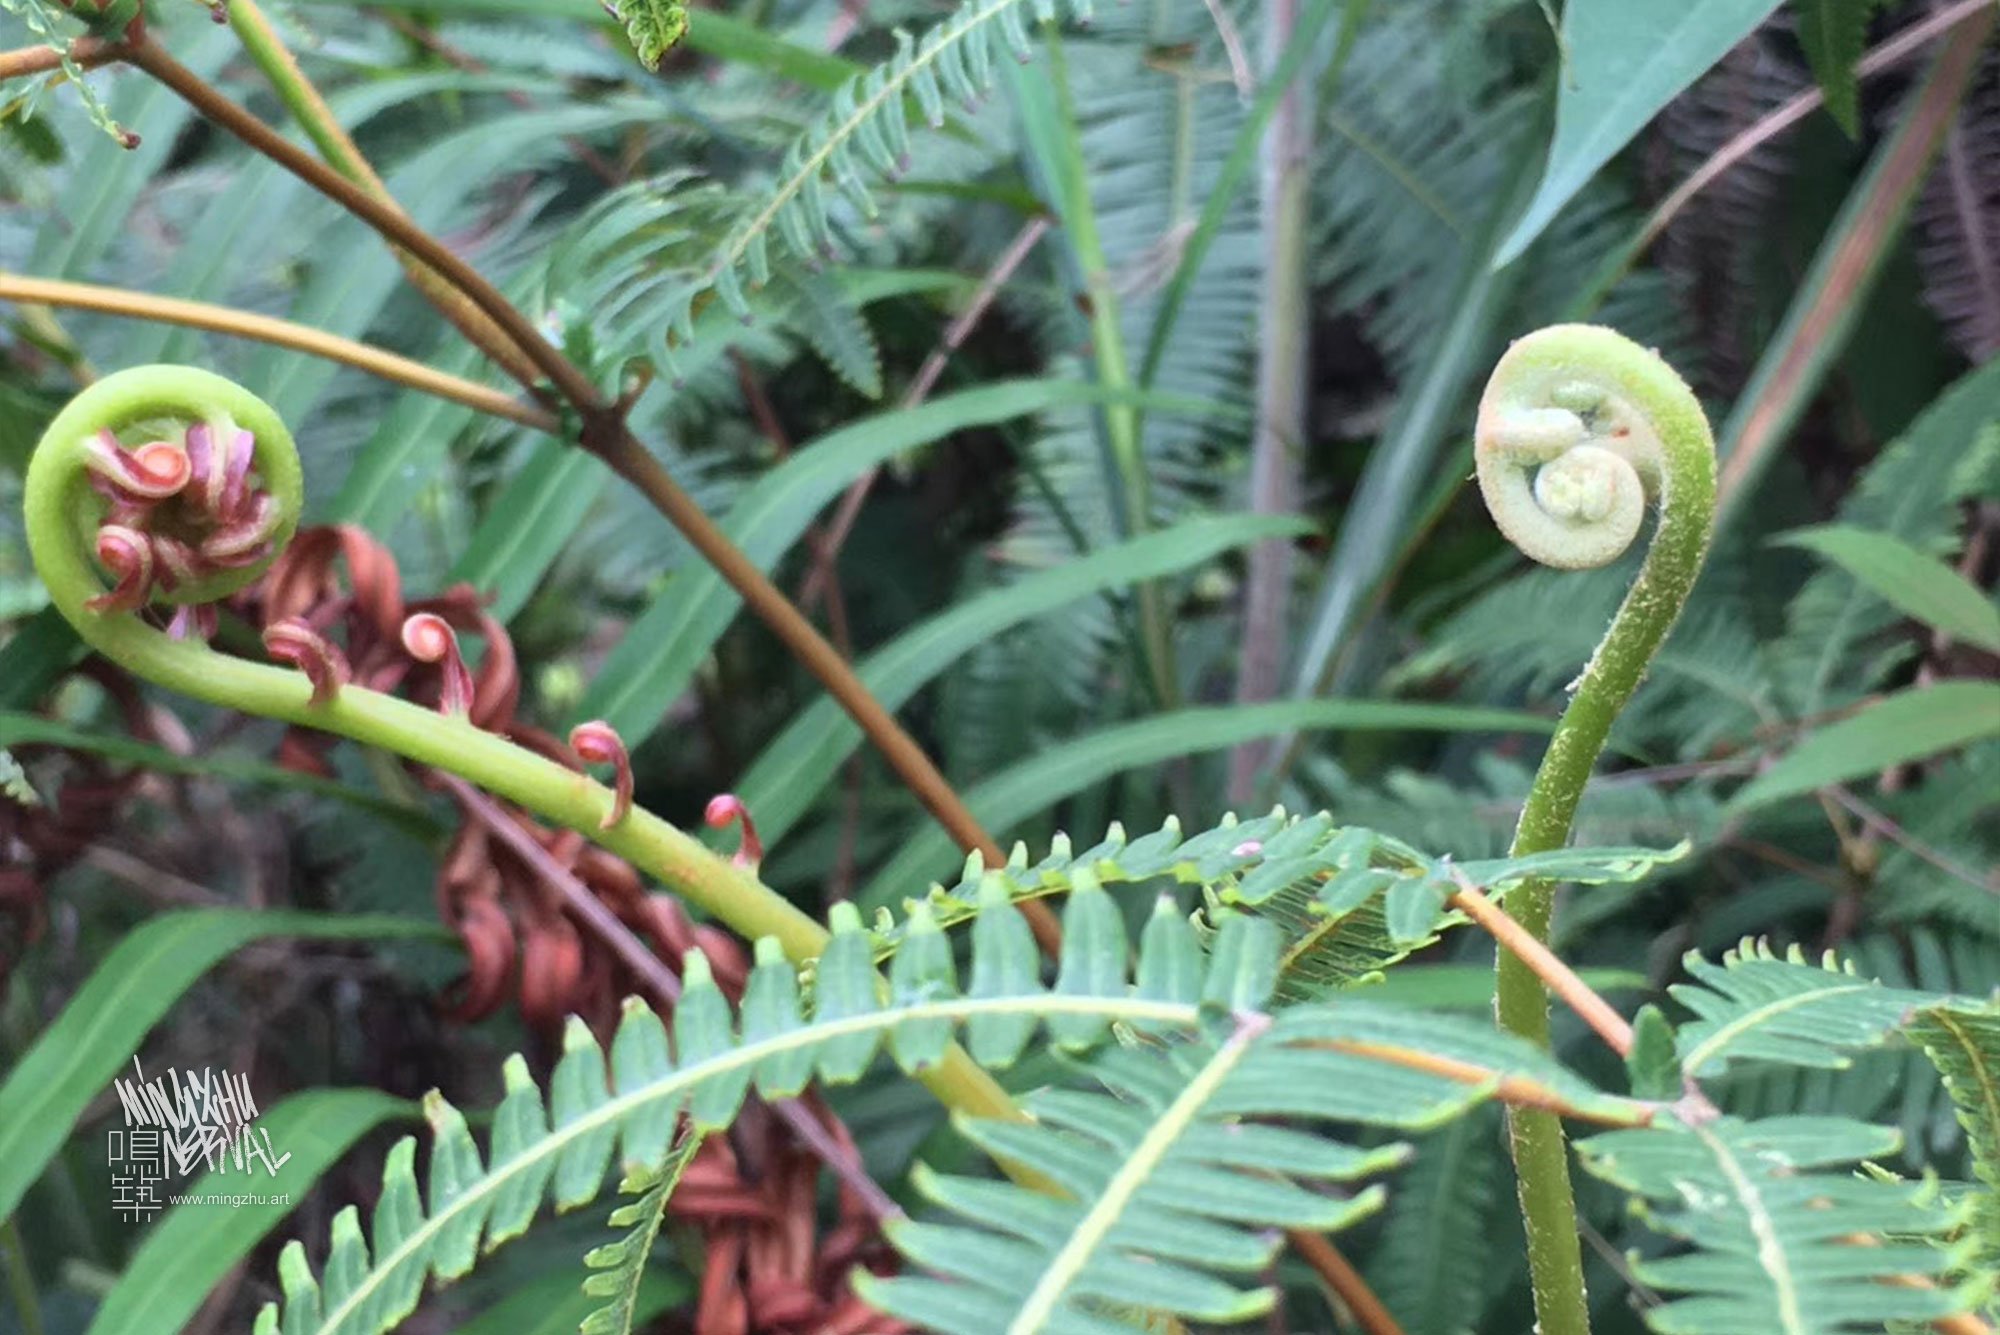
[
  {"x1": 23, "y1": 366, "x2": 828, "y2": 957},
  {"x1": 1473, "y1": 325, "x2": 1717, "y2": 1335}
]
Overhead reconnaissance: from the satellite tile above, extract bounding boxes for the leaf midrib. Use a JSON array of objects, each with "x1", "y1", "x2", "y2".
[
  {"x1": 1693, "y1": 1122, "x2": 1805, "y2": 1335},
  {"x1": 1003, "y1": 1016, "x2": 1263, "y2": 1335},
  {"x1": 1680, "y1": 982, "x2": 1876, "y2": 1078},
  {"x1": 312, "y1": 993, "x2": 1201, "y2": 1335}
]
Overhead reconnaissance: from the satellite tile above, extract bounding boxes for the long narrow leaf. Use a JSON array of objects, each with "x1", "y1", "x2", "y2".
[
  {"x1": 570, "y1": 380, "x2": 1207, "y2": 741},
  {"x1": 1730, "y1": 681, "x2": 2000, "y2": 811},
  {"x1": 736, "y1": 514, "x2": 1312, "y2": 848},
  {"x1": 87, "y1": 1090, "x2": 415, "y2": 1335},
  {"x1": 1494, "y1": 0, "x2": 1786, "y2": 264},
  {"x1": 0, "y1": 911, "x2": 445, "y2": 1221}
]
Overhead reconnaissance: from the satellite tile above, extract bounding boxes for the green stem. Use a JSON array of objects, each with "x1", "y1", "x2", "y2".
[
  {"x1": 1475, "y1": 325, "x2": 1717, "y2": 1335},
  {"x1": 220, "y1": 0, "x2": 547, "y2": 388},
  {"x1": 1034, "y1": 26, "x2": 1178, "y2": 709},
  {"x1": 23, "y1": 366, "x2": 1018, "y2": 1127}
]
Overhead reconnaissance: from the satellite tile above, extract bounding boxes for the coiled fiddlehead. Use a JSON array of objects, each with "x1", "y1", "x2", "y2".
[
  {"x1": 23, "y1": 366, "x2": 831, "y2": 960},
  {"x1": 1473, "y1": 325, "x2": 1717, "y2": 1335}
]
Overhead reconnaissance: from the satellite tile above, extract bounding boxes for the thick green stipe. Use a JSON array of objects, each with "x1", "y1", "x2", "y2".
[
  {"x1": 25, "y1": 366, "x2": 824, "y2": 961},
  {"x1": 1474, "y1": 325, "x2": 1717, "y2": 1335},
  {"x1": 25, "y1": 366, "x2": 1024, "y2": 1125}
]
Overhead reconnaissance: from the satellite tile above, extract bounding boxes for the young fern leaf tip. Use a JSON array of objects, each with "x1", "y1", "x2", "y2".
[
  {"x1": 1475, "y1": 328, "x2": 1719, "y2": 1335},
  {"x1": 604, "y1": 0, "x2": 690, "y2": 72},
  {"x1": 1475, "y1": 323, "x2": 1716, "y2": 573},
  {"x1": 25, "y1": 367, "x2": 811, "y2": 949},
  {"x1": 27, "y1": 364, "x2": 304, "y2": 627}
]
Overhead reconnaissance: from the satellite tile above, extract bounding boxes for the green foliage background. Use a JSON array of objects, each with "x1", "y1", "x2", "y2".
[{"x1": 0, "y1": 0, "x2": 1996, "y2": 1331}]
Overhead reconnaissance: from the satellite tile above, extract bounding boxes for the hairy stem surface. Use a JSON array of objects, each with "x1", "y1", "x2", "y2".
[{"x1": 1474, "y1": 325, "x2": 1717, "y2": 1335}]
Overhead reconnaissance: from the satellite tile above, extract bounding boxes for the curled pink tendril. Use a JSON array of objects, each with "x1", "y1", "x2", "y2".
[
  {"x1": 400, "y1": 612, "x2": 474, "y2": 716},
  {"x1": 262, "y1": 618, "x2": 352, "y2": 707},
  {"x1": 568, "y1": 720, "x2": 633, "y2": 829},
  {"x1": 704, "y1": 794, "x2": 764, "y2": 869},
  {"x1": 78, "y1": 419, "x2": 285, "y2": 634},
  {"x1": 83, "y1": 526, "x2": 153, "y2": 614}
]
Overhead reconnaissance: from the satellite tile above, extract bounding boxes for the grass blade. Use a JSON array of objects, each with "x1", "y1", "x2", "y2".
[{"x1": 0, "y1": 910, "x2": 445, "y2": 1222}]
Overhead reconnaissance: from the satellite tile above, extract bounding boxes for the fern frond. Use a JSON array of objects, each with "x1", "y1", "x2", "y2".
[
  {"x1": 1577, "y1": 1113, "x2": 1983, "y2": 1334},
  {"x1": 862, "y1": 998, "x2": 1635, "y2": 1334},
  {"x1": 772, "y1": 268, "x2": 884, "y2": 400},
  {"x1": 578, "y1": 1126, "x2": 701, "y2": 1335},
  {"x1": 689, "y1": 0, "x2": 1087, "y2": 338},
  {"x1": 1907, "y1": 1000, "x2": 2000, "y2": 1269},
  {"x1": 0, "y1": 0, "x2": 128, "y2": 144},
  {"x1": 251, "y1": 867, "x2": 1651, "y2": 1334},
  {"x1": 1914, "y1": 51, "x2": 2000, "y2": 361},
  {"x1": 244, "y1": 889, "x2": 1303, "y2": 1334},
  {"x1": 1670, "y1": 940, "x2": 1946, "y2": 1082},
  {"x1": 1367, "y1": 1107, "x2": 1504, "y2": 1335},
  {"x1": 863, "y1": 809, "x2": 1686, "y2": 985}
]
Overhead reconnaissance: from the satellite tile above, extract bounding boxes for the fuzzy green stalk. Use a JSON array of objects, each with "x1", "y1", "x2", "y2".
[
  {"x1": 1473, "y1": 325, "x2": 1717, "y2": 1335},
  {"x1": 24, "y1": 365, "x2": 1017, "y2": 1125}
]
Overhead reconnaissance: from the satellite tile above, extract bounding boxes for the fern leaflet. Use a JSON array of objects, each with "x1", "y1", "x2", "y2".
[
  {"x1": 1577, "y1": 1114, "x2": 1982, "y2": 1333},
  {"x1": 579, "y1": 1124, "x2": 701, "y2": 1335},
  {"x1": 862, "y1": 991, "x2": 1637, "y2": 1333},
  {"x1": 667, "y1": 0, "x2": 1090, "y2": 347},
  {"x1": 1907, "y1": 1000, "x2": 2000, "y2": 1271},
  {"x1": 1670, "y1": 940, "x2": 1947, "y2": 1081}
]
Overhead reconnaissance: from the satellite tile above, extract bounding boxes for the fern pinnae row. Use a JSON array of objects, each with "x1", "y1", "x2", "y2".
[
  {"x1": 702, "y1": 0, "x2": 1079, "y2": 314},
  {"x1": 1677, "y1": 979, "x2": 1885, "y2": 1081},
  {"x1": 1670, "y1": 940, "x2": 1948, "y2": 1081},
  {"x1": 1689, "y1": 1119, "x2": 1805, "y2": 1335},
  {"x1": 294, "y1": 1000, "x2": 1205, "y2": 1335},
  {"x1": 263, "y1": 890, "x2": 1239, "y2": 1335},
  {"x1": 578, "y1": 1132, "x2": 702, "y2": 1335},
  {"x1": 1004, "y1": 1011, "x2": 1270, "y2": 1335}
]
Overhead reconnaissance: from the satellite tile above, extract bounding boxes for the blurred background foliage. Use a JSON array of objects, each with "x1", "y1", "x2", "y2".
[{"x1": 0, "y1": 0, "x2": 1996, "y2": 1330}]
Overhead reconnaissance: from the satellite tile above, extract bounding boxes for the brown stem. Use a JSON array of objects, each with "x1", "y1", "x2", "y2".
[
  {"x1": 223, "y1": 0, "x2": 547, "y2": 387},
  {"x1": 120, "y1": 32, "x2": 1060, "y2": 952},
  {"x1": 1286, "y1": 1232, "x2": 1405, "y2": 1335},
  {"x1": 0, "y1": 274, "x2": 554, "y2": 428},
  {"x1": 438, "y1": 772, "x2": 902, "y2": 1224},
  {"x1": 1306, "y1": 1040, "x2": 1651, "y2": 1128},
  {"x1": 1448, "y1": 872, "x2": 1636, "y2": 1058},
  {"x1": 0, "y1": 37, "x2": 115, "y2": 80},
  {"x1": 119, "y1": 35, "x2": 595, "y2": 411},
  {"x1": 797, "y1": 216, "x2": 1051, "y2": 614}
]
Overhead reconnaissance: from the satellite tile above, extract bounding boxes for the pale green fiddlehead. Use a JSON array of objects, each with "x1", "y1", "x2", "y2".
[
  {"x1": 1473, "y1": 325, "x2": 1717, "y2": 1335},
  {"x1": 23, "y1": 368, "x2": 815, "y2": 974}
]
